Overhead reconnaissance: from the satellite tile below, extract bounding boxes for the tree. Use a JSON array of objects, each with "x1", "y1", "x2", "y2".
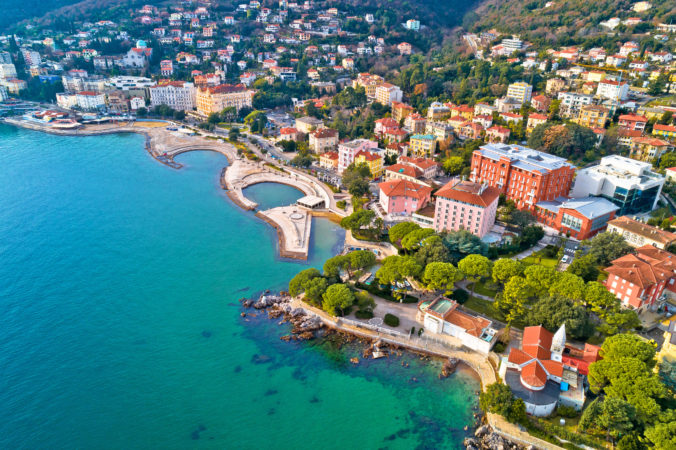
[
  {"x1": 341, "y1": 162, "x2": 371, "y2": 198},
  {"x1": 579, "y1": 398, "x2": 603, "y2": 433},
  {"x1": 290, "y1": 152, "x2": 313, "y2": 167},
  {"x1": 566, "y1": 253, "x2": 600, "y2": 282},
  {"x1": 348, "y1": 250, "x2": 376, "y2": 273},
  {"x1": 645, "y1": 415, "x2": 676, "y2": 449},
  {"x1": 528, "y1": 122, "x2": 597, "y2": 161},
  {"x1": 340, "y1": 209, "x2": 375, "y2": 233},
  {"x1": 323, "y1": 254, "x2": 349, "y2": 278},
  {"x1": 588, "y1": 334, "x2": 665, "y2": 423},
  {"x1": 586, "y1": 232, "x2": 632, "y2": 266},
  {"x1": 492, "y1": 258, "x2": 524, "y2": 286},
  {"x1": 288, "y1": 268, "x2": 321, "y2": 296},
  {"x1": 479, "y1": 382, "x2": 527, "y2": 424},
  {"x1": 321, "y1": 283, "x2": 355, "y2": 316},
  {"x1": 401, "y1": 228, "x2": 435, "y2": 251},
  {"x1": 458, "y1": 254, "x2": 492, "y2": 297},
  {"x1": 585, "y1": 281, "x2": 620, "y2": 318},
  {"x1": 549, "y1": 272, "x2": 586, "y2": 302},
  {"x1": 524, "y1": 265, "x2": 557, "y2": 296},
  {"x1": 354, "y1": 291, "x2": 375, "y2": 314},
  {"x1": 527, "y1": 296, "x2": 594, "y2": 340},
  {"x1": 600, "y1": 308, "x2": 641, "y2": 335},
  {"x1": 414, "y1": 237, "x2": 452, "y2": 266},
  {"x1": 388, "y1": 222, "x2": 420, "y2": 245},
  {"x1": 442, "y1": 156, "x2": 464, "y2": 175},
  {"x1": 443, "y1": 230, "x2": 487, "y2": 262},
  {"x1": 376, "y1": 256, "x2": 422, "y2": 286},
  {"x1": 659, "y1": 151, "x2": 676, "y2": 170},
  {"x1": 303, "y1": 277, "x2": 328, "y2": 305},
  {"x1": 423, "y1": 262, "x2": 462, "y2": 295},
  {"x1": 497, "y1": 276, "x2": 530, "y2": 324},
  {"x1": 509, "y1": 210, "x2": 535, "y2": 228}
]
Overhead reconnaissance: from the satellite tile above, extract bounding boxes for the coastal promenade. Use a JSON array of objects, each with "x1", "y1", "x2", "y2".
[
  {"x1": 3, "y1": 118, "x2": 342, "y2": 260},
  {"x1": 291, "y1": 298, "x2": 564, "y2": 450}
]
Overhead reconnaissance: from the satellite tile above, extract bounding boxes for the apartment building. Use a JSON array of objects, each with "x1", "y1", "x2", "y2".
[
  {"x1": 433, "y1": 180, "x2": 500, "y2": 238},
  {"x1": 506, "y1": 81, "x2": 533, "y2": 104},
  {"x1": 195, "y1": 84, "x2": 254, "y2": 115},
  {"x1": 150, "y1": 80, "x2": 196, "y2": 111}
]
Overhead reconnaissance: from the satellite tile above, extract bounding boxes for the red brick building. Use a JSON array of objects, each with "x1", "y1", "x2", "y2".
[
  {"x1": 533, "y1": 196, "x2": 618, "y2": 240},
  {"x1": 605, "y1": 245, "x2": 676, "y2": 312},
  {"x1": 470, "y1": 144, "x2": 576, "y2": 210}
]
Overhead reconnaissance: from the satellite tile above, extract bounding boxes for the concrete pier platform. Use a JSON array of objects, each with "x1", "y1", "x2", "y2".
[{"x1": 255, "y1": 206, "x2": 311, "y2": 260}]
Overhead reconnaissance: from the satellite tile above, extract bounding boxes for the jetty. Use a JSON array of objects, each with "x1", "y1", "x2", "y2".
[{"x1": 3, "y1": 117, "x2": 343, "y2": 261}]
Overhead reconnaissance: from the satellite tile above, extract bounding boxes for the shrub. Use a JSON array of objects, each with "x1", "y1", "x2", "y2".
[
  {"x1": 452, "y1": 288, "x2": 469, "y2": 304},
  {"x1": 555, "y1": 405, "x2": 579, "y2": 418},
  {"x1": 384, "y1": 313, "x2": 400, "y2": 327},
  {"x1": 355, "y1": 310, "x2": 374, "y2": 319},
  {"x1": 493, "y1": 341, "x2": 507, "y2": 353},
  {"x1": 336, "y1": 200, "x2": 346, "y2": 210}
]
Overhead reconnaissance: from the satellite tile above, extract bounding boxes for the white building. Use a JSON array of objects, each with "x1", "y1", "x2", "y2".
[
  {"x1": 571, "y1": 155, "x2": 665, "y2": 216},
  {"x1": 76, "y1": 91, "x2": 106, "y2": 111},
  {"x1": 150, "y1": 81, "x2": 196, "y2": 111},
  {"x1": 506, "y1": 81, "x2": 533, "y2": 104},
  {"x1": 405, "y1": 19, "x2": 420, "y2": 31},
  {"x1": 0, "y1": 63, "x2": 17, "y2": 79},
  {"x1": 557, "y1": 91, "x2": 593, "y2": 116},
  {"x1": 596, "y1": 80, "x2": 629, "y2": 101},
  {"x1": 337, "y1": 139, "x2": 379, "y2": 173}
]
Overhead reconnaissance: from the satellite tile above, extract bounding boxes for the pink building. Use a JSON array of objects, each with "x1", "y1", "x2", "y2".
[
  {"x1": 338, "y1": 139, "x2": 379, "y2": 173},
  {"x1": 378, "y1": 179, "x2": 432, "y2": 216},
  {"x1": 433, "y1": 180, "x2": 500, "y2": 238}
]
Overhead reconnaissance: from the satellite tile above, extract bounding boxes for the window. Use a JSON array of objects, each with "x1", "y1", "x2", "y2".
[{"x1": 612, "y1": 281, "x2": 617, "y2": 288}]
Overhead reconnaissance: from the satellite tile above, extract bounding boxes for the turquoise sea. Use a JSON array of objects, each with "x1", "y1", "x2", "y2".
[{"x1": 0, "y1": 125, "x2": 480, "y2": 449}]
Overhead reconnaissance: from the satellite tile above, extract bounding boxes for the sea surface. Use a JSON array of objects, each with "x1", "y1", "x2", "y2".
[{"x1": 0, "y1": 125, "x2": 480, "y2": 449}]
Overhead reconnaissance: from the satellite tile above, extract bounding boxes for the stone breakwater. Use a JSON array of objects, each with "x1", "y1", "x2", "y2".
[{"x1": 465, "y1": 425, "x2": 531, "y2": 450}]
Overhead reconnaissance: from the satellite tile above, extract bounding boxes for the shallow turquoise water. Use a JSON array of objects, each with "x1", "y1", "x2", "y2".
[
  {"x1": 243, "y1": 182, "x2": 303, "y2": 210},
  {"x1": 0, "y1": 125, "x2": 480, "y2": 449}
]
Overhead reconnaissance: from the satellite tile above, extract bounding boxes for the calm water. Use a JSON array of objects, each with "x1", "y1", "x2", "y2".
[
  {"x1": 0, "y1": 125, "x2": 480, "y2": 449},
  {"x1": 243, "y1": 182, "x2": 303, "y2": 210}
]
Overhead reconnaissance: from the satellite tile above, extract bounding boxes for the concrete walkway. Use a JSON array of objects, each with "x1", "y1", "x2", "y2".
[{"x1": 344, "y1": 230, "x2": 398, "y2": 258}]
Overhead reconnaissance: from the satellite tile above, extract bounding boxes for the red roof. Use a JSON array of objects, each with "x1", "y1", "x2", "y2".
[
  {"x1": 378, "y1": 179, "x2": 432, "y2": 200},
  {"x1": 521, "y1": 361, "x2": 547, "y2": 388},
  {"x1": 434, "y1": 180, "x2": 500, "y2": 208},
  {"x1": 522, "y1": 326, "x2": 553, "y2": 360},
  {"x1": 280, "y1": 127, "x2": 298, "y2": 134},
  {"x1": 655, "y1": 124, "x2": 676, "y2": 133},
  {"x1": 605, "y1": 245, "x2": 676, "y2": 289},
  {"x1": 385, "y1": 164, "x2": 423, "y2": 178}
]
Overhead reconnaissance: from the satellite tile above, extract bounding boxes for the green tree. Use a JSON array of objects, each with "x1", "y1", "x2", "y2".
[
  {"x1": 586, "y1": 232, "x2": 632, "y2": 266},
  {"x1": 479, "y1": 382, "x2": 527, "y2": 424},
  {"x1": 303, "y1": 277, "x2": 328, "y2": 305},
  {"x1": 524, "y1": 265, "x2": 557, "y2": 296},
  {"x1": 376, "y1": 256, "x2": 423, "y2": 286},
  {"x1": 585, "y1": 281, "x2": 620, "y2": 318},
  {"x1": 321, "y1": 283, "x2": 355, "y2": 316},
  {"x1": 491, "y1": 258, "x2": 524, "y2": 286},
  {"x1": 288, "y1": 268, "x2": 321, "y2": 296},
  {"x1": 566, "y1": 253, "x2": 600, "y2": 282},
  {"x1": 549, "y1": 272, "x2": 586, "y2": 302},
  {"x1": 509, "y1": 210, "x2": 535, "y2": 228},
  {"x1": 423, "y1": 262, "x2": 462, "y2": 295},
  {"x1": 388, "y1": 222, "x2": 420, "y2": 246},
  {"x1": 442, "y1": 156, "x2": 464, "y2": 175},
  {"x1": 458, "y1": 254, "x2": 492, "y2": 297},
  {"x1": 323, "y1": 254, "x2": 349, "y2": 278},
  {"x1": 599, "y1": 308, "x2": 641, "y2": 335},
  {"x1": 348, "y1": 250, "x2": 376, "y2": 273},
  {"x1": 341, "y1": 162, "x2": 371, "y2": 198},
  {"x1": 401, "y1": 228, "x2": 435, "y2": 251},
  {"x1": 659, "y1": 151, "x2": 676, "y2": 170},
  {"x1": 354, "y1": 291, "x2": 375, "y2": 314},
  {"x1": 340, "y1": 209, "x2": 375, "y2": 233},
  {"x1": 497, "y1": 276, "x2": 530, "y2": 324},
  {"x1": 527, "y1": 296, "x2": 594, "y2": 340},
  {"x1": 443, "y1": 230, "x2": 487, "y2": 261},
  {"x1": 645, "y1": 414, "x2": 676, "y2": 449}
]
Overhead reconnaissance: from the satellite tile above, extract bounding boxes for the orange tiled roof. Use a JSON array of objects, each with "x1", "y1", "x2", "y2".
[
  {"x1": 434, "y1": 180, "x2": 500, "y2": 208},
  {"x1": 521, "y1": 361, "x2": 547, "y2": 388},
  {"x1": 378, "y1": 179, "x2": 432, "y2": 200},
  {"x1": 522, "y1": 325, "x2": 553, "y2": 360}
]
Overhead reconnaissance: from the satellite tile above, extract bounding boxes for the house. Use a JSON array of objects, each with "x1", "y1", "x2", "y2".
[
  {"x1": 278, "y1": 127, "x2": 299, "y2": 142},
  {"x1": 629, "y1": 137, "x2": 674, "y2": 162},
  {"x1": 618, "y1": 113, "x2": 648, "y2": 132},
  {"x1": 506, "y1": 81, "x2": 533, "y2": 104},
  {"x1": 451, "y1": 104, "x2": 474, "y2": 120},
  {"x1": 408, "y1": 134, "x2": 436, "y2": 157},
  {"x1": 473, "y1": 114, "x2": 493, "y2": 129},
  {"x1": 533, "y1": 196, "x2": 619, "y2": 240},
  {"x1": 338, "y1": 139, "x2": 379, "y2": 173},
  {"x1": 604, "y1": 245, "x2": 676, "y2": 312},
  {"x1": 374, "y1": 117, "x2": 401, "y2": 136},
  {"x1": 308, "y1": 128, "x2": 338, "y2": 153},
  {"x1": 607, "y1": 216, "x2": 676, "y2": 250},
  {"x1": 354, "y1": 150, "x2": 384, "y2": 179},
  {"x1": 385, "y1": 163, "x2": 425, "y2": 185},
  {"x1": 545, "y1": 78, "x2": 566, "y2": 95},
  {"x1": 433, "y1": 180, "x2": 500, "y2": 238},
  {"x1": 596, "y1": 79, "x2": 629, "y2": 101},
  {"x1": 458, "y1": 121, "x2": 483, "y2": 140},
  {"x1": 319, "y1": 151, "x2": 339, "y2": 170},
  {"x1": 397, "y1": 42, "x2": 412, "y2": 55},
  {"x1": 404, "y1": 113, "x2": 426, "y2": 134},
  {"x1": 499, "y1": 325, "x2": 593, "y2": 416},
  {"x1": 391, "y1": 101, "x2": 415, "y2": 123},
  {"x1": 485, "y1": 126, "x2": 510, "y2": 143},
  {"x1": 526, "y1": 113, "x2": 548, "y2": 135},
  {"x1": 295, "y1": 116, "x2": 324, "y2": 134},
  {"x1": 398, "y1": 156, "x2": 440, "y2": 179},
  {"x1": 653, "y1": 124, "x2": 676, "y2": 141},
  {"x1": 378, "y1": 179, "x2": 432, "y2": 216},
  {"x1": 417, "y1": 297, "x2": 498, "y2": 354},
  {"x1": 531, "y1": 95, "x2": 550, "y2": 112},
  {"x1": 195, "y1": 84, "x2": 254, "y2": 116}
]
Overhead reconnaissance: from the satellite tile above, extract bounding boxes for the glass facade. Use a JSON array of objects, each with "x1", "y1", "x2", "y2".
[
  {"x1": 561, "y1": 213, "x2": 582, "y2": 231},
  {"x1": 608, "y1": 185, "x2": 660, "y2": 215}
]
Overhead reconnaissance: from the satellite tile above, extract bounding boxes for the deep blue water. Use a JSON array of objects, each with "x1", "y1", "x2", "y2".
[{"x1": 0, "y1": 125, "x2": 479, "y2": 449}]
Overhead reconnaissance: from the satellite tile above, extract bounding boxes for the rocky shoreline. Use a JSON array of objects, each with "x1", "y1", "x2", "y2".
[{"x1": 239, "y1": 291, "x2": 530, "y2": 450}]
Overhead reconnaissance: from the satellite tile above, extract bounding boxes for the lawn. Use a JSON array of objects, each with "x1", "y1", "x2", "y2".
[
  {"x1": 521, "y1": 254, "x2": 559, "y2": 268},
  {"x1": 464, "y1": 296, "x2": 503, "y2": 321},
  {"x1": 473, "y1": 280, "x2": 498, "y2": 298}
]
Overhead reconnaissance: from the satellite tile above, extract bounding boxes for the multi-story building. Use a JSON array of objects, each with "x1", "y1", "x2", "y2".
[
  {"x1": 425, "y1": 121, "x2": 454, "y2": 142},
  {"x1": 408, "y1": 134, "x2": 436, "y2": 157},
  {"x1": 295, "y1": 116, "x2": 324, "y2": 134},
  {"x1": 470, "y1": 143, "x2": 576, "y2": 210},
  {"x1": 160, "y1": 59, "x2": 174, "y2": 76},
  {"x1": 352, "y1": 73, "x2": 383, "y2": 99},
  {"x1": 571, "y1": 155, "x2": 665, "y2": 215},
  {"x1": 574, "y1": 105, "x2": 609, "y2": 129},
  {"x1": 398, "y1": 156, "x2": 440, "y2": 179},
  {"x1": 557, "y1": 92, "x2": 593, "y2": 117},
  {"x1": 605, "y1": 245, "x2": 676, "y2": 312},
  {"x1": 76, "y1": 91, "x2": 106, "y2": 110},
  {"x1": 545, "y1": 78, "x2": 566, "y2": 95},
  {"x1": 629, "y1": 137, "x2": 674, "y2": 162},
  {"x1": 404, "y1": 113, "x2": 426, "y2": 134},
  {"x1": 485, "y1": 126, "x2": 510, "y2": 143},
  {"x1": 391, "y1": 101, "x2": 415, "y2": 123},
  {"x1": 618, "y1": 113, "x2": 648, "y2": 132},
  {"x1": 374, "y1": 83, "x2": 403, "y2": 106},
  {"x1": 596, "y1": 79, "x2": 629, "y2": 101},
  {"x1": 433, "y1": 180, "x2": 500, "y2": 238},
  {"x1": 506, "y1": 81, "x2": 533, "y2": 104},
  {"x1": 195, "y1": 84, "x2": 254, "y2": 116},
  {"x1": 653, "y1": 124, "x2": 676, "y2": 141},
  {"x1": 308, "y1": 128, "x2": 338, "y2": 153},
  {"x1": 607, "y1": 216, "x2": 676, "y2": 250},
  {"x1": 319, "y1": 151, "x2": 339, "y2": 170},
  {"x1": 337, "y1": 139, "x2": 379, "y2": 173},
  {"x1": 534, "y1": 196, "x2": 618, "y2": 240},
  {"x1": 526, "y1": 113, "x2": 548, "y2": 135},
  {"x1": 378, "y1": 179, "x2": 432, "y2": 216},
  {"x1": 354, "y1": 150, "x2": 384, "y2": 179},
  {"x1": 0, "y1": 63, "x2": 17, "y2": 79},
  {"x1": 149, "y1": 81, "x2": 196, "y2": 111}
]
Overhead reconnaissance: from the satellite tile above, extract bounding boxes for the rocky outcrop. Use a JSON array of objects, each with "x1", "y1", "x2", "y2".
[
  {"x1": 463, "y1": 425, "x2": 526, "y2": 450},
  {"x1": 241, "y1": 294, "x2": 324, "y2": 341}
]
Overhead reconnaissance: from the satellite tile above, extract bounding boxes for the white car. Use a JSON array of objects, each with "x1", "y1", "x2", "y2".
[{"x1": 561, "y1": 255, "x2": 571, "y2": 264}]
